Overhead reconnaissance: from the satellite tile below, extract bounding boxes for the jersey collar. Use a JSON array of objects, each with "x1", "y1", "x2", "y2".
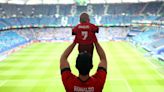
[{"x1": 77, "y1": 77, "x2": 91, "y2": 83}]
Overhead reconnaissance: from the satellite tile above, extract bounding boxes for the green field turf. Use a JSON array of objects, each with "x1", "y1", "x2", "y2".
[{"x1": 0, "y1": 42, "x2": 163, "y2": 92}]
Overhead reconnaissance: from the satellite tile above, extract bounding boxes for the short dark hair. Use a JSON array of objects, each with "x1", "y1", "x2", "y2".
[
  {"x1": 76, "y1": 52, "x2": 93, "y2": 75},
  {"x1": 80, "y1": 13, "x2": 90, "y2": 23}
]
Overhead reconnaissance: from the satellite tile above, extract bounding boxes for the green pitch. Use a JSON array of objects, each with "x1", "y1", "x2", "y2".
[{"x1": 0, "y1": 42, "x2": 163, "y2": 92}]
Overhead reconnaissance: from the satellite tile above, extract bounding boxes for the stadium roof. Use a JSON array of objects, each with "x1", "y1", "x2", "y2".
[{"x1": 0, "y1": 0, "x2": 162, "y2": 5}]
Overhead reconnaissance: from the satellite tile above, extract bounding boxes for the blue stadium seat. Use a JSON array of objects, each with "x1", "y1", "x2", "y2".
[{"x1": 0, "y1": 31, "x2": 27, "y2": 53}]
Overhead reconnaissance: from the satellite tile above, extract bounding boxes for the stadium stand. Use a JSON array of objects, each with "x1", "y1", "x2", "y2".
[
  {"x1": 156, "y1": 16, "x2": 164, "y2": 21},
  {"x1": 0, "y1": 1, "x2": 163, "y2": 29},
  {"x1": 0, "y1": 19, "x2": 9, "y2": 28},
  {"x1": 0, "y1": 1, "x2": 163, "y2": 61},
  {"x1": 12, "y1": 28, "x2": 73, "y2": 41},
  {"x1": 157, "y1": 52, "x2": 164, "y2": 61},
  {"x1": 142, "y1": 2, "x2": 162, "y2": 14},
  {"x1": 150, "y1": 45, "x2": 164, "y2": 61},
  {"x1": 159, "y1": 6, "x2": 164, "y2": 14},
  {"x1": 131, "y1": 27, "x2": 160, "y2": 45},
  {"x1": 130, "y1": 26, "x2": 164, "y2": 60},
  {"x1": 108, "y1": 27, "x2": 129, "y2": 40},
  {"x1": 0, "y1": 31, "x2": 28, "y2": 53},
  {"x1": 143, "y1": 38, "x2": 164, "y2": 52}
]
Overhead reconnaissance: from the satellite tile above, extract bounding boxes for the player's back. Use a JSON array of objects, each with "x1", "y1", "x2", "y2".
[
  {"x1": 65, "y1": 76, "x2": 103, "y2": 92},
  {"x1": 62, "y1": 69, "x2": 106, "y2": 92},
  {"x1": 72, "y1": 22, "x2": 98, "y2": 44}
]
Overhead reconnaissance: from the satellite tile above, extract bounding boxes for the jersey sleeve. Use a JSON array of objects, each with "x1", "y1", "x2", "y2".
[
  {"x1": 92, "y1": 67, "x2": 107, "y2": 88},
  {"x1": 72, "y1": 26, "x2": 79, "y2": 43},
  {"x1": 61, "y1": 68, "x2": 75, "y2": 87},
  {"x1": 91, "y1": 24, "x2": 99, "y2": 33},
  {"x1": 72, "y1": 26, "x2": 78, "y2": 35}
]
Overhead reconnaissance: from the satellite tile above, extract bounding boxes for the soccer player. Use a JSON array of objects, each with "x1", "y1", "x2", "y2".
[
  {"x1": 72, "y1": 12, "x2": 99, "y2": 61},
  {"x1": 60, "y1": 41, "x2": 107, "y2": 92}
]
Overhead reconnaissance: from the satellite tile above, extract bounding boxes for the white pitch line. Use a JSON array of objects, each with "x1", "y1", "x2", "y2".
[
  {"x1": 122, "y1": 79, "x2": 133, "y2": 92},
  {"x1": 145, "y1": 59, "x2": 164, "y2": 78},
  {"x1": 107, "y1": 78, "x2": 133, "y2": 92},
  {"x1": 136, "y1": 50, "x2": 164, "y2": 78},
  {"x1": 0, "y1": 80, "x2": 7, "y2": 87}
]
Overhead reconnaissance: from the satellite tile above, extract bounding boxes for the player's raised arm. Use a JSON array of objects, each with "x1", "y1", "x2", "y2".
[
  {"x1": 60, "y1": 42, "x2": 76, "y2": 70},
  {"x1": 94, "y1": 42, "x2": 107, "y2": 70}
]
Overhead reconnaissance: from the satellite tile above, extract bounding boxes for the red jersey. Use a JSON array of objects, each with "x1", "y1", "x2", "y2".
[
  {"x1": 72, "y1": 22, "x2": 99, "y2": 44},
  {"x1": 61, "y1": 67, "x2": 107, "y2": 92}
]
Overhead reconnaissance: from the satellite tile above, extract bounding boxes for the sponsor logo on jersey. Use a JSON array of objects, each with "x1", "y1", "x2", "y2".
[
  {"x1": 78, "y1": 25, "x2": 90, "y2": 29},
  {"x1": 74, "y1": 86, "x2": 94, "y2": 92}
]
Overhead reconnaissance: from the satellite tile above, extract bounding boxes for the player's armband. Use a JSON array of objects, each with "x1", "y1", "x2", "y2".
[
  {"x1": 61, "y1": 68, "x2": 71, "y2": 74},
  {"x1": 97, "y1": 67, "x2": 107, "y2": 73}
]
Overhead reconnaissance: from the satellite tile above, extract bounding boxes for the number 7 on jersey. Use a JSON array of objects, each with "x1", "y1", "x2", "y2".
[{"x1": 81, "y1": 31, "x2": 88, "y2": 40}]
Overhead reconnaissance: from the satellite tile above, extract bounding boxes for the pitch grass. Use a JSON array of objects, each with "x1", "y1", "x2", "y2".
[{"x1": 0, "y1": 42, "x2": 163, "y2": 92}]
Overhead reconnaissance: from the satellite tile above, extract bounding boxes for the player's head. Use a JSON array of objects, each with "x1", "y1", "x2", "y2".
[
  {"x1": 80, "y1": 12, "x2": 90, "y2": 23},
  {"x1": 76, "y1": 51, "x2": 93, "y2": 76}
]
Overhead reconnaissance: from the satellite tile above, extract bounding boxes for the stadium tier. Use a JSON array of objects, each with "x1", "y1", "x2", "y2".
[
  {"x1": 0, "y1": 15, "x2": 162, "y2": 29},
  {"x1": 142, "y1": 2, "x2": 162, "y2": 14},
  {"x1": 0, "y1": 2, "x2": 163, "y2": 62},
  {"x1": 1, "y1": 26, "x2": 163, "y2": 58},
  {"x1": 0, "y1": 1, "x2": 163, "y2": 29},
  {"x1": 131, "y1": 27, "x2": 163, "y2": 45},
  {"x1": 129, "y1": 26, "x2": 164, "y2": 60},
  {"x1": 0, "y1": 31, "x2": 28, "y2": 53},
  {"x1": 0, "y1": 2, "x2": 163, "y2": 16},
  {"x1": 0, "y1": 1, "x2": 163, "y2": 60},
  {"x1": 143, "y1": 38, "x2": 164, "y2": 51}
]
